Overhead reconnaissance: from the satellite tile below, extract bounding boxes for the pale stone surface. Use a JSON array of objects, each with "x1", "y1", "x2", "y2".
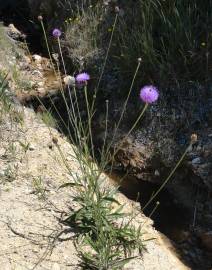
[{"x1": 0, "y1": 105, "x2": 189, "y2": 270}]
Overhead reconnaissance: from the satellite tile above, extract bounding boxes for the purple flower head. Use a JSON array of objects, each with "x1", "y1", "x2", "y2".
[
  {"x1": 76, "y1": 72, "x2": 90, "y2": 84},
  {"x1": 52, "y1": 28, "x2": 62, "y2": 38},
  {"x1": 139, "y1": 85, "x2": 159, "y2": 104}
]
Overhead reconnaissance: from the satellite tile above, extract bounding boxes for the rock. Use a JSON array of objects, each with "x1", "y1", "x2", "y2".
[
  {"x1": 154, "y1": 170, "x2": 160, "y2": 176},
  {"x1": 52, "y1": 263, "x2": 61, "y2": 270},
  {"x1": 37, "y1": 87, "x2": 45, "y2": 94},
  {"x1": 37, "y1": 81, "x2": 44, "y2": 87},
  {"x1": 31, "y1": 70, "x2": 43, "y2": 77},
  {"x1": 29, "y1": 144, "x2": 36, "y2": 151},
  {"x1": 203, "y1": 150, "x2": 211, "y2": 158},
  {"x1": 32, "y1": 54, "x2": 42, "y2": 64},
  {"x1": 199, "y1": 231, "x2": 212, "y2": 251},
  {"x1": 7, "y1": 24, "x2": 24, "y2": 40},
  {"x1": 23, "y1": 55, "x2": 31, "y2": 64},
  {"x1": 196, "y1": 145, "x2": 202, "y2": 151},
  {"x1": 192, "y1": 157, "x2": 202, "y2": 165}
]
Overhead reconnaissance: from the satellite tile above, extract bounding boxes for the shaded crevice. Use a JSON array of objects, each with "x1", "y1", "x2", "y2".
[
  {"x1": 0, "y1": 0, "x2": 44, "y2": 54},
  {"x1": 109, "y1": 171, "x2": 212, "y2": 270}
]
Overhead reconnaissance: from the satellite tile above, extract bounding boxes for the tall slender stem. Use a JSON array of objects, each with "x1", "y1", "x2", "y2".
[
  {"x1": 40, "y1": 20, "x2": 54, "y2": 70},
  {"x1": 90, "y1": 13, "x2": 118, "y2": 115},
  {"x1": 125, "y1": 103, "x2": 148, "y2": 137},
  {"x1": 105, "y1": 60, "x2": 142, "y2": 158},
  {"x1": 57, "y1": 37, "x2": 83, "y2": 147},
  {"x1": 84, "y1": 84, "x2": 94, "y2": 159},
  {"x1": 142, "y1": 144, "x2": 190, "y2": 211}
]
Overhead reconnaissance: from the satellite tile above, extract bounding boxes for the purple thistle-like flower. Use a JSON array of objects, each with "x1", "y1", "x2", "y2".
[
  {"x1": 76, "y1": 72, "x2": 90, "y2": 84},
  {"x1": 52, "y1": 28, "x2": 62, "y2": 38},
  {"x1": 139, "y1": 85, "x2": 159, "y2": 104}
]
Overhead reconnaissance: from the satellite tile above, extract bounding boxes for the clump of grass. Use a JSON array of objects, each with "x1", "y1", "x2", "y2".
[
  {"x1": 38, "y1": 12, "x2": 147, "y2": 267},
  {"x1": 9, "y1": 108, "x2": 24, "y2": 124},
  {"x1": 59, "y1": 1, "x2": 211, "y2": 88},
  {"x1": 0, "y1": 72, "x2": 11, "y2": 118},
  {"x1": 40, "y1": 110, "x2": 57, "y2": 129},
  {"x1": 38, "y1": 4, "x2": 197, "y2": 268},
  {"x1": 115, "y1": 0, "x2": 212, "y2": 85},
  {"x1": 3, "y1": 142, "x2": 18, "y2": 161},
  {"x1": 60, "y1": 173, "x2": 144, "y2": 269},
  {"x1": 32, "y1": 176, "x2": 47, "y2": 200},
  {"x1": 0, "y1": 72, "x2": 24, "y2": 127},
  {"x1": 1, "y1": 164, "x2": 19, "y2": 183},
  {"x1": 11, "y1": 65, "x2": 34, "y2": 92}
]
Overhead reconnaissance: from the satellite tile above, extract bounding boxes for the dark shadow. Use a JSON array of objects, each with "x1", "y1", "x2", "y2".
[
  {"x1": 0, "y1": 0, "x2": 43, "y2": 54},
  {"x1": 109, "y1": 171, "x2": 212, "y2": 270}
]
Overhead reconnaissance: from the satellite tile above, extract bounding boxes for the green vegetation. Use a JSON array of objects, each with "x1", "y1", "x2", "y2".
[
  {"x1": 37, "y1": 4, "x2": 197, "y2": 266},
  {"x1": 0, "y1": 72, "x2": 11, "y2": 118},
  {"x1": 60, "y1": 173, "x2": 144, "y2": 270},
  {"x1": 116, "y1": 0, "x2": 211, "y2": 85},
  {"x1": 0, "y1": 1, "x2": 210, "y2": 269},
  {"x1": 38, "y1": 13, "x2": 149, "y2": 268},
  {"x1": 32, "y1": 176, "x2": 47, "y2": 200},
  {"x1": 40, "y1": 110, "x2": 58, "y2": 129},
  {"x1": 61, "y1": 0, "x2": 211, "y2": 87}
]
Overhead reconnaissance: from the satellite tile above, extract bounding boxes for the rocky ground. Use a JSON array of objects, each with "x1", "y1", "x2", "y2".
[{"x1": 0, "y1": 80, "x2": 189, "y2": 270}]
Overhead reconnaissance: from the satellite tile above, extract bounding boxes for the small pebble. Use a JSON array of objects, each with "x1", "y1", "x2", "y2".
[
  {"x1": 29, "y1": 144, "x2": 36, "y2": 151},
  {"x1": 52, "y1": 263, "x2": 61, "y2": 270},
  {"x1": 192, "y1": 157, "x2": 202, "y2": 165}
]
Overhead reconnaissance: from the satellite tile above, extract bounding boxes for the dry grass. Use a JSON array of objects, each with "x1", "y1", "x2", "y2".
[{"x1": 64, "y1": 2, "x2": 107, "y2": 69}]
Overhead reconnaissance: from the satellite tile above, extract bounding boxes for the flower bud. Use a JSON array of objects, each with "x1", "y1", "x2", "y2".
[
  {"x1": 115, "y1": 6, "x2": 120, "y2": 13},
  {"x1": 38, "y1": 15, "x2": 43, "y2": 21},
  {"x1": 190, "y1": 134, "x2": 198, "y2": 144}
]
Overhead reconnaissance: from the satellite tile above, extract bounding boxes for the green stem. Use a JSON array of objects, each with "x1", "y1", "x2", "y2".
[
  {"x1": 142, "y1": 144, "x2": 190, "y2": 211},
  {"x1": 99, "y1": 103, "x2": 148, "y2": 176},
  {"x1": 57, "y1": 37, "x2": 83, "y2": 148},
  {"x1": 84, "y1": 84, "x2": 94, "y2": 159},
  {"x1": 90, "y1": 13, "x2": 118, "y2": 116},
  {"x1": 114, "y1": 61, "x2": 141, "y2": 135},
  {"x1": 40, "y1": 21, "x2": 54, "y2": 70},
  {"x1": 125, "y1": 103, "x2": 148, "y2": 138},
  {"x1": 105, "y1": 61, "x2": 142, "y2": 158},
  {"x1": 100, "y1": 100, "x2": 109, "y2": 168}
]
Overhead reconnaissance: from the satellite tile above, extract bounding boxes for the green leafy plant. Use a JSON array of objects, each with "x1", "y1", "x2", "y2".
[
  {"x1": 2, "y1": 164, "x2": 19, "y2": 183},
  {"x1": 37, "y1": 4, "x2": 197, "y2": 268},
  {"x1": 60, "y1": 176, "x2": 144, "y2": 270},
  {"x1": 32, "y1": 176, "x2": 47, "y2": 200}
]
